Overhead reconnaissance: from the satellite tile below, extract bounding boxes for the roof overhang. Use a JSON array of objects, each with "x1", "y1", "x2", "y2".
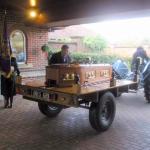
[{"x1": 1, "y1": 0, "x2": 150, "y2": 28}]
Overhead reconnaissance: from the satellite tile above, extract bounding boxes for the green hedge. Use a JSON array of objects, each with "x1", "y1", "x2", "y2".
[{"x1": 71, "y1": 52, "x2": 132, "y2": 66}]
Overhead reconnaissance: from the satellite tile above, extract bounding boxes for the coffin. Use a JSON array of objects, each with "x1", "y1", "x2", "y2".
[{"x1": 46, "y1": 64, "x2": 112, "y2": 87}]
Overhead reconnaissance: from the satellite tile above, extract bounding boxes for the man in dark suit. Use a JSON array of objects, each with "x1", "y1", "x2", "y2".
[{"x1": 50, "y1": 45, "x2": 71, "y2": 64}]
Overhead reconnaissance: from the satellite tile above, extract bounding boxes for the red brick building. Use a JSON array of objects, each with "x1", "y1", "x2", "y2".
[
  {"x1": 49, "y1": 25, "x2": 98, "y2": 52},
  {"x1": 0, "y1": 10, "x2": 49, "y2": 78}
]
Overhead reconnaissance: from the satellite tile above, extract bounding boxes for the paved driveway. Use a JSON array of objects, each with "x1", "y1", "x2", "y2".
[{"x1": 0, "y1": 90, "x2": 150, "y2": 150}]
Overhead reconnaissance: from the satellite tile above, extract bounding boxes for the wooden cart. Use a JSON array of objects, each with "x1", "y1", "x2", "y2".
[{"x1": 18, "y1": 78, "x2": 137, "y2": 132}]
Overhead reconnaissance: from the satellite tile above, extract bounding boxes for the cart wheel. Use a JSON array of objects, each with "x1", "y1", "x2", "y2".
[
  {"x1": 38, "y1": 102, "x2": 62, "y2": 117},
  {"x1": 116, "y1": 93, "x2": 122, "y2": 97},
  {"x1": 89, "y1": 92, "x2": 116, "y2": 132},
  {"x1": 144, "y1": 77, "x2": 150, "y2": 103}
]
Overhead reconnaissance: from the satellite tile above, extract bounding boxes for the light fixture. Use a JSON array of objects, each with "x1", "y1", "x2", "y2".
[
  {"x1": 30, "y1": 0, "x2": 36, "y2": 7},
  {"x1": 28, "y1": 0, "x2": 46, "y2": 23},
  {"x1": 29, "y1": 9, "x2": 37, "y2": 18}
]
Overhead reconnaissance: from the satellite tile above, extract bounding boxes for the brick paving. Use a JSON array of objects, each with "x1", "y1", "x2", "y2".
[{"x1": 0, "y1": 90, "x2": 150, "y2": 150}]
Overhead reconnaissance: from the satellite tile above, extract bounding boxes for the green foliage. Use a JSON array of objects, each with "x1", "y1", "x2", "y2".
[
  {"x1": 41, "y1": 44, "x2": 57, "y2": 55},
  {"x1": 83, "y1": 36, "x2": 107, "y2": 52},
  {"x1": 71, "y1": 52, "x2": 131, "y2": 66},
  {"x1": 41, "y1": 44, "x2": 50, "y2": 52}
]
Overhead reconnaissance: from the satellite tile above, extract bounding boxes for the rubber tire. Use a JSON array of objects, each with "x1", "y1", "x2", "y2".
[
  {"x1": 115, "y1": 93, "x2": 122, "y2": 97},
  {"x1": 38, "y1": 102, "x2": 62, "y2": 117},
  {"x1": 89, "y1": 92, "x2": 116, "y2": 132},
  {"x1": 144, "y1": 76, "x2": 150, "y2": 103},
  {"x1": 117, "y1": 93, "x2": 122, "y2": 97}
]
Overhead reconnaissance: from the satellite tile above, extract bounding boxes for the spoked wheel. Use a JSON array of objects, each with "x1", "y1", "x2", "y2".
[
  {"x1": 38, "y1": 102, "x2": 62, "y2": 117},
  {"x1": 144, "y1": 76, "x2": 150, "y2": 103},
  {"x1": 89, "y1": 92, "x2": 116, "y2": 132}
]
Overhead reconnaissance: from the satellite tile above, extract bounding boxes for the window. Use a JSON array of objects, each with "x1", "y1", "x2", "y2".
[{"x1": 10, "y1": 30, "x2": 26, "y2": 63}]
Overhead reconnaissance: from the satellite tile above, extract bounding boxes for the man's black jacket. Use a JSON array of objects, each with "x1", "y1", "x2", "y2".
[{"x1": 49, "y1": 52, "x2": 71, "y2": 64}]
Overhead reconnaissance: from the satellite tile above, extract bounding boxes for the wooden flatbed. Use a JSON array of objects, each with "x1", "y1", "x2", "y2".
[
  {"x1": 18, "y1": 79, "x2": 138, "y2": 132},
  {"x1": 20, "y1": 79, "x2": 137, "y2": 93},
  {"x1": 18, "y1": 79, "x2": 137, "y2": 107}
]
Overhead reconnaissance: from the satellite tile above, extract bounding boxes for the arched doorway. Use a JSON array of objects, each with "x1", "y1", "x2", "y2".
[{"x1": 10, "y1": 30, "x2": 26, "y2": 63}]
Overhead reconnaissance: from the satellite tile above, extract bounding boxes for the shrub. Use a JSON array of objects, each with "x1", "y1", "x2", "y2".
[{"x1": 71, "y1": 52, "x2": 132, "y2": 66}]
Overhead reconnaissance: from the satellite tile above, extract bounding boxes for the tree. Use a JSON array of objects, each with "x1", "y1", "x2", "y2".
[{"x1": 83, "y1": 35, "x2": 107, "y2": 52}]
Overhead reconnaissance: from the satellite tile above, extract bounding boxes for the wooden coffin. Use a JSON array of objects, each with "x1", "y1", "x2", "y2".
[{"x1": 46, "y1": 64, "x2": 112, "y2": 87}]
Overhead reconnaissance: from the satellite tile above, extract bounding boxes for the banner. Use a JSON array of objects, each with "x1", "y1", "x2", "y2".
[{"x1": 0, "y1": 11, "x2": 11, "y2": 77}]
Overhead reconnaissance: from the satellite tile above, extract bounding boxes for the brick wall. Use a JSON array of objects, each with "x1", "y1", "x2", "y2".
[
  {"x1": 0, "y1": 10, "x2": 48, "y2": 78},
  {"x1": 48, "y1": 37, "x2": 87, "y2": 52}
]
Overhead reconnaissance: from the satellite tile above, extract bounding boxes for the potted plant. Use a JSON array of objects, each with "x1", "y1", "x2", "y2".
[{"x1": 41, "y1": 44, "x2": 53, "y2": 65}]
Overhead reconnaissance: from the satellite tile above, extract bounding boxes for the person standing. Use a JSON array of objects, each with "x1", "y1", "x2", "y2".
[
  {"x1": 0, "y1": 11, "x2": 20, "y2": 108},
  {"x1": 49, "y1": 44, "x2": 71, "y2": 64},
  {"x1": 131, "y1": 46, "x2": 149, "y2": 72}
]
